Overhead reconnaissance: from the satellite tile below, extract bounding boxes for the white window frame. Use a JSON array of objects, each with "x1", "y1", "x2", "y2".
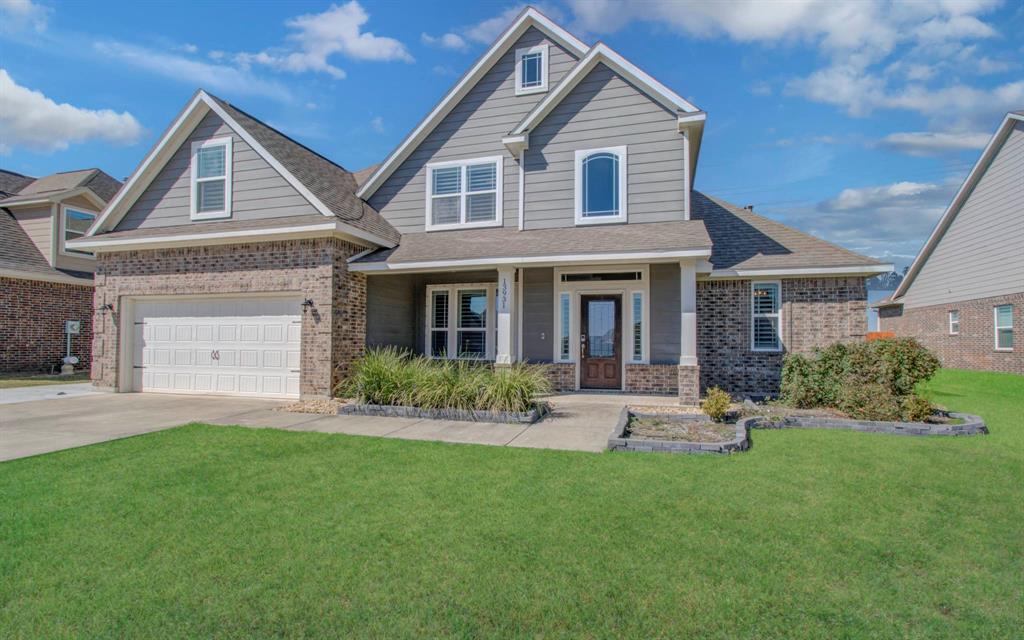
[
  {"x1": 574, "y1": 146, "x2": 628, "y2": 226},
  {"x1": 59, "y1": 204, "x2": 98, "y2": 258},
  {"x1": 994, "y1": 304, "x2": 1013, "y2": 352},
  {"x1": 190, "y1": 135, "x2": 233, "y2": 221},
  {"x1": 515, "y1": 44, "x2": 548, "y2": 96},
  {"x1": 425, "y1": 283, "x2": 495, "y2": 360},
  {"x1": 424, "y1": 156, "x2": 503, "y2": 232},
  {"x1": 751, "y1": 280, "x2": 783, "y2": 352},
  {"x1": 948, "y1": 310, "x2": 960, "y2": 335}
]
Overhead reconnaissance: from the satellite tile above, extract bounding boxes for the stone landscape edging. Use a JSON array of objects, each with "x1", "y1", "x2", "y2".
[
  {"x1": 742, "y1": 412, "x2": 987, "y2": 436},
  {"x1": 339, "y1": 402, "x2": 547, "y2": 424},
  {"x1": 607, "y1": 407, "x2": 751, "y2": 454}
]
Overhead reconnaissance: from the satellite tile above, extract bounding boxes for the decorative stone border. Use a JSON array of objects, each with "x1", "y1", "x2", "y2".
[
  {"x1": 608, "y1": 408, "x2": 751, "y2": 454},
  {"x1": 338, "y1": 402, "x2": 548, "y2": 424},
  {"x1": 742, "y1": 412, "x2": 987, "y2": 436}
]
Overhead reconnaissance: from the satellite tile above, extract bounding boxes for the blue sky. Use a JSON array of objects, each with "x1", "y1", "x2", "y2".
[{"x1": 2, "y1": 0, "x2": 1022, "y2": 269}]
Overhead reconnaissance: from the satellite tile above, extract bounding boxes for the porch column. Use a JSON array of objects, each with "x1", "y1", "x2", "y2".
[
  {"x1": 678, "y1": 261, "x2": 700, "y2": 404},
  {"x1": 496, "y1": 266, "x2": 516, "y2": 365}
]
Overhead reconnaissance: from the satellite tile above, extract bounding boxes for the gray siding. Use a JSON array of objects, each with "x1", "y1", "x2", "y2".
[
  {"x1": 649, "y1": 263, "x2": 680, "y2": 363},
  {"x1": 12, "y1": 205, "x2": 53, "y2": 263},
  {"x1": 117, "y1": 112, "x2": 319, "y2": 231},
  {"x1": 522, "y1": 267, "x2": 554, "y2": 361},
  {"x1": 904, "y1": 120, "x2": 1024, "y2": 308},
  {"x1": 366, "y1": 274, "x2": 417, "y2": 350},
  {"x1": 368, "y1": 27, "x2": 580, "y2": 234},
  {"x1": 524, "y1": 63, "x2": 686, "y2": 230}
]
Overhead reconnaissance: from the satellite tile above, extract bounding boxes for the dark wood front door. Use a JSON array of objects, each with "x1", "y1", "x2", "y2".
[{"x1": 580, "y1": 295, "x2": 622, "y2": 389}]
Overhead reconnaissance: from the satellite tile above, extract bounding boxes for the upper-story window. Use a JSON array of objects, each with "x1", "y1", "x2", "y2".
[
  {"x1": 515, "y1": 44, "x2": 548, "y2": 95},
  {"x1": 574, "y1": 146, "x2": 627, "y2": 225},
  {"x1": 61, "y1": 205, "x2": 96, "y2": 257},
  {"x1": 190, "y1": 136, "x2": 233, "y2": 220},
  {"x1": 425, "y1": 156, "x2": 503, "y2": 231}
]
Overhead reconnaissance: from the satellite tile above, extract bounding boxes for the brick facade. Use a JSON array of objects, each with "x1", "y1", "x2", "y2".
[
  {"x1": 0, "y1": 276, "x2": 94, "y2": 373},
  {"x1": 90, "y1": 238, "x2": 366, "y2": 398},
  {"x1": 698, "y1": 277, "x2": 868, "y2": 396},
  {"x1": 879, "y1": 292, "x2": 1022, "y2": 375},
  {"x1": 677, "y1": 365, "x2": 700, "y2": 405},
  {"x1": 545, "y1": 363, "x2": 576, "y2": 392},
  {"x1": 624, "y1": 363, "x2": 677, "y2": 395}
]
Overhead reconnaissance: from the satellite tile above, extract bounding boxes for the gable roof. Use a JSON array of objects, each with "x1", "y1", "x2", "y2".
[
  {"x1": 891, "y1": 111, "x2": 1024, "y2": 301},
  {"x1": 692, "y1": 192, "x2": 890, "y2": 276},
  {"x1": 355, "y1": 6, "x2": 590, "y2": 200},
  {"x1": 0, "y1": 209, "x2": 92, "y2": 285},
  {"x1": 0, "y1": 168, "x2": 121, "y2": 208},
  {"x1": 89, "y1": 90, "x2": 399, "y2": 247},
  {"x1": 0, "y1": 169, "x2": 34, "y2": 196}
]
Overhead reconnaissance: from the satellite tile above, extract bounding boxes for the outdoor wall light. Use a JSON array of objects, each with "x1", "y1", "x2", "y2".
[
  {"x1": 99, "y1": 303, "x2": 114, "y2": 312},
  {"x1": 301, "y1": 299, "x2": 315, "y2": 309}
]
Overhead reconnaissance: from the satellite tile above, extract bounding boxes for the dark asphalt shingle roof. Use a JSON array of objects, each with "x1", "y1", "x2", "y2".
[
  {"x1": 0, "y1": 168, "x2": 122, "y2": 206},
  {"x1": 208, "y1": 95, "x2": 400, "y2": 244},
  {"x1": 0, "y1": 169, "x2": 34, "y2": 196},
  {"x1": 353, "y1": 220, "x2": 712, "y2": 265},
  {"x1": 0, "y1": 210, "x2": 92, "y2": 282},
  {"x1": 692, "y1": 191, "x2": 885, "y2": 271}
]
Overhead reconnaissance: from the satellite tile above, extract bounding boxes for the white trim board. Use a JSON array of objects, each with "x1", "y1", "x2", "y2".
[
  {"x1": 349, "y1": 248, "x2": 713, "y2": 273},
  {"x1": 0, "y1": 268, "x2": 94, "y2": 287},
  {"x1": 892, "y1": 112, "x2": 1024, "y2": 301},
  {"x1": 706, "y1": 264, "x2": 893, "y2": 279},
  {"x1": 355, "y1": 7, "x2": 589, "y2": 201},
  {"x1": 67, "y1": 222, "x2": 341, "y2": 252}
]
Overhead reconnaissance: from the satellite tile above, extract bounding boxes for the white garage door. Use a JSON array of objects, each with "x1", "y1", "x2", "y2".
[{"x1": 132, "y1": 297, "x2": 302, "y2": 398}]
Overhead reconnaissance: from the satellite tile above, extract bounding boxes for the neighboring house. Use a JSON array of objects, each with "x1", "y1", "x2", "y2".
[
  {"x1": 0, "y1": 168, "x2": 122, "y2": 373},
  {"x1": 71, "y1": 8, "x2": 888, "y2": 402},
  {"x1": 877, "y1": 111, "x2": 1023, "y2": 375}
]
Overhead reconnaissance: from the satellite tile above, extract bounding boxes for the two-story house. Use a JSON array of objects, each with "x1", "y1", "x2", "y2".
[
  {"x1": 1, "y1": 168, "x2": 121, "y2": 373},
  {"x1": 72, "y1": 7, "x2": 889, "y2": 402}
]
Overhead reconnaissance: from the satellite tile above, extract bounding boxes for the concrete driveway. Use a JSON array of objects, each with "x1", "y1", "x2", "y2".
[{"x1": 0, "y1": 391, "x2": 283, "y2": 462}]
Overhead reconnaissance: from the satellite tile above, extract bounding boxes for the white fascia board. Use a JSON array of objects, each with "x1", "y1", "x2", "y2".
[
  {"x1": 4, "y1": 187, "x2": 108, "y2": 210},
  {"x1": 511, "y1": 42, "x2": 701, "y2": 138},
  {"x1": 0, "y1": 268, "x2": 93, "y2": 286},
  {"x1": 893, "y1": 112, "x2": 1021, "y2": 299},
  {"x1": 68, "y1": 222, "x2": 345, "y2": 252},
  {"x1": 356, "y1": 7, "x2": 590, "y2": 201},
  {"x1": 89, "y1": 91, "x2": 209, "y2": 236},
  {"x1": 350, "y1": 248, "x2": 712, "y2": 273},
  {"x1": 0, "y1": 197, "x2": 56, "y2": 207},
  {"x1": 677, "y1": 112, "x2": 707, "y2": 128},
  {"x1": 708, "y1": 264, "x2": 894, "y2": 279}
]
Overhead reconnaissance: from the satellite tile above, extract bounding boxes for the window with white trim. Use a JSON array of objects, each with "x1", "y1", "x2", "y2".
[
  {"x1": 515, "y1": 44, "x2": 548, "y2": 95},
  {"x1": 427, "y1": 284, "x2": 494, "y2": 359},
  {"x1": 425, "y1": 156, "x2": 503, "y2": 230},
  {"x1": 995, "y1": 304, "x2": 1013, "y2": 351},
  {"x1": 190, "y1": 136, "x2": 232, "y2": 220},
  {"x1": 574, "y1": 146, "x2": 627, "y2": 225},
  {"x1": 631, "y1": 292, "x2": 643, "y2": 362},
  {"x1": 61, "y1": 206, "x2": 96, "y2": 256},
  {"x1": 751, "y1": 282, "x2": 781, "y2": 351},
  {"x1": 558, "y1": 292, "x2": 571, "y2": 361},
  {"x1": 948, "y1": 310, "x2": 960, "y2": 335}
]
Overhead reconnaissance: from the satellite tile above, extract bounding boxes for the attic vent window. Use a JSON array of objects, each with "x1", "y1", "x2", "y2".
[
  {"x1": 515, "y1": 44, "x2": 548, "y2": 95},
  {"x1": 190, "y1": 136, "x2": 233, "y2": 220}
]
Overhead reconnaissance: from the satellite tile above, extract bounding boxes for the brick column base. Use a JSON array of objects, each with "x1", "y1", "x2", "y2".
[{"x1": 677, "y1": 365, "x2": 700, "y2": 406}]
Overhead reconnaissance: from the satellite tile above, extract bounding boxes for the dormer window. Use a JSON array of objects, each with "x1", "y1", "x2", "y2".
[
  {"x1": 190, "y1": 136, "x2": 232, "y2": 220},
  {"x1": 425, "y1": 156, "x2": 503, "y2": 231},
  {"x1": 61, "y1": 205, "x2": 97, "y2": 257},
  {"x1": 574, "y1": 146, "x2": 627, "y2": 225},
  {"x1": 515, "y1": 44, "x2": 548, "y2": 95}
]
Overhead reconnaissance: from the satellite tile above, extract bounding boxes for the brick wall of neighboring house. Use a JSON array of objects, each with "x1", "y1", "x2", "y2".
[
  {"x1": 0, "y1": 277, "x2": 94, "y2": 373},
  {"x1": 698, "y1": 277, "x2": 868, "y2": 396},
  {"x1": 91, "y1": 238, "x2": 366, "y2": 398},
  {"x1": 879, "y1": 292, "x2": 1023, "y2": 374},
  {"x1": 625, "y1": 364, "x2": 677, "y2": 395}
]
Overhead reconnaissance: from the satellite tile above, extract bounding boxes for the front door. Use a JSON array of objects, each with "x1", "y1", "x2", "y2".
[{"x1": 580, "y1": 294, "x2": 622, "y2": 389}]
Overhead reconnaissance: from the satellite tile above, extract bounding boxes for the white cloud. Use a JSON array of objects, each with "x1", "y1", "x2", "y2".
[
  {"x1": 819, "y1": 181, "x2": 948, "y2": 212},
  {"x1": 370, "y1": 115, "x2": 384, "y2": 133},
  {"x1": 750, "y1": 80, "x2": 772, "y2": 96},
  {"x1": 0, "y1": 0, "x2": 49, "y2": 32},
  {"x1": 878, "y1": 131, "x2": 991, "y2": 156},
  {"x1": 179, "y1": 43, "x2": 198, "y2": 54},
  {"x1": 95, "y1": 41, "x2": 288, "y2": 100},
  {"x1": 421, "y1": 32, "x2": 468, "y2": 52},
  {"x1": 0, "y1": 69, "x2": 142, "y2": 153},
  {"x1": 236, "y1": 1, "x2": 412, "y2": 80}
]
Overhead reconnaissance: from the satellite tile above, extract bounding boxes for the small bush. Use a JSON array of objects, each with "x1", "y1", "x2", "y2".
[
  {"x1": 837, "y1": 383, "x2": 902, "y2": 422},
  {"x1": 780, "y1": 354, "x2": 816, "y2": 408},
  {"x1": 901, "y1": 394, "x2": 934, "y2": 422},
  {"x1": 338, "y1": 348, "x2": 550, "y2": 413},
  {"x1": 702, "y1": 386, "x2": 731, "y2": 422},
  {"x1": 872, "y1": 338, "x2": 941, "y2": 397}
]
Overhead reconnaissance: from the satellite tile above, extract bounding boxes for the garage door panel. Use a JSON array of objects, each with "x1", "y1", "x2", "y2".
[{"x1": 132, "y1": 297, "x2": 301, "y2": 399}]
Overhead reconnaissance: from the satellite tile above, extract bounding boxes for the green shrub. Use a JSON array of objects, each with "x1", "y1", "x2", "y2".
[
  {"x1": 780, "y1": 354, "x2": 816, "y2": 408},
  {"x1": 837, "y1": 382, "x2": 902, "y2": 421},
  {"x1": 872, "y1": 338, "x2": 941, "y2": 396},
  {"x1": 338, "y1": 348, "x2": 550, "y2": 413},
  {"x1": 901, "y1": 394, "x2": 934, "y2": 422},
  {"x1": 702, "y1": 386, "x2": 732, "y2": 422}
]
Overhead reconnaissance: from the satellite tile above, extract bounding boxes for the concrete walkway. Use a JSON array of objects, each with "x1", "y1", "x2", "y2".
[
  {"x1": 0, "y1": 382, "x2": 100, "y2": 405},
  {"x1": 208, "y1": 393, "x2": 678, "y2": 453}
]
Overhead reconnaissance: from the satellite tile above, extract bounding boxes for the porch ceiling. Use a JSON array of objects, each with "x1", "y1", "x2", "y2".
[{"x1": 349, "y1": 220, "x2": 712, "y2": 271}]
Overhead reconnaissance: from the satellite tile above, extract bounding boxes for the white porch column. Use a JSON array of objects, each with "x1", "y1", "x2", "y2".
[
  {"x1": 679, "y1": 261, "x2": 698, "y2": 366},
  {"x1": 496, "y1": 267, "x2": 516, "y2": 365}
]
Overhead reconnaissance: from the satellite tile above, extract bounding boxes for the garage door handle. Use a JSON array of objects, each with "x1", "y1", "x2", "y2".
[{"x1": 290, "y1": 369, "x2": 300, "y2": 373}]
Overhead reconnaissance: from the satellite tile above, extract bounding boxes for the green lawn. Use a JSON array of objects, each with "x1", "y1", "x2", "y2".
[
  {"x1": 1, "y1": 369, "x2": 1021, "y2": 638},
  {"x1": 0, "y1": 372, "x2": 90, "y2": 389}
]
